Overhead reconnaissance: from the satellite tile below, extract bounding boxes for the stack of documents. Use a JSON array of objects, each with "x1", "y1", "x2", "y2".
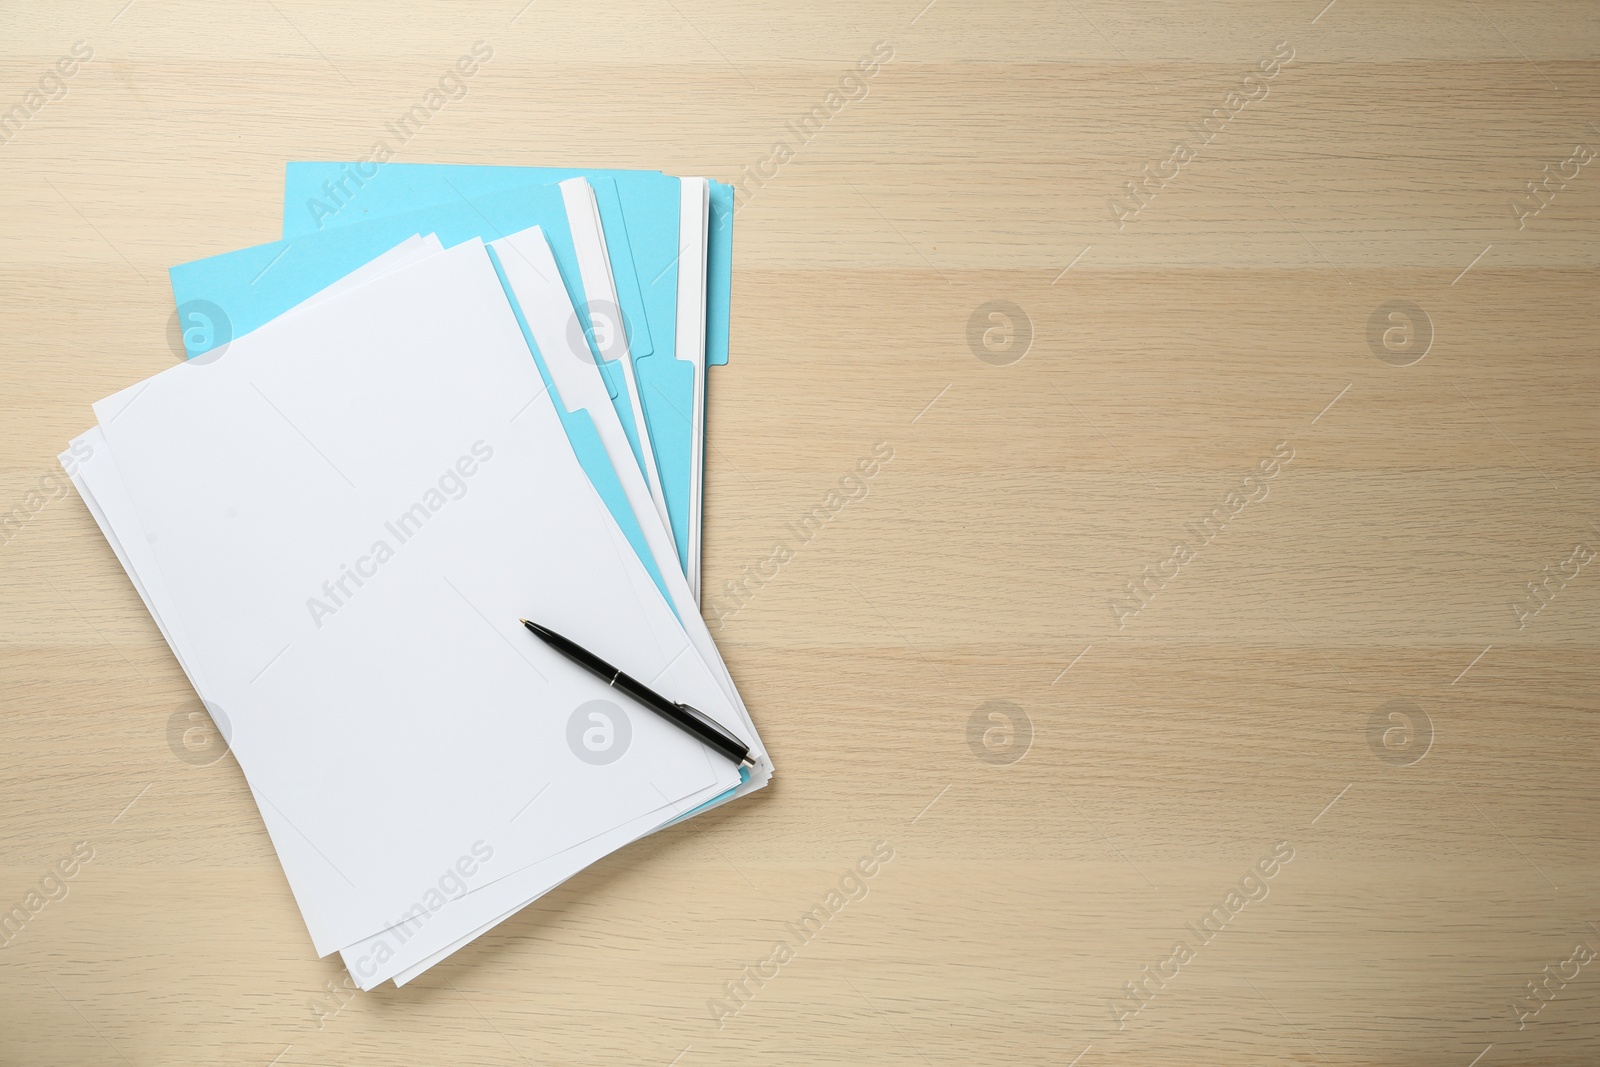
[{"x1": 63, "y1": 166, "x2": 767, "y2": 988}]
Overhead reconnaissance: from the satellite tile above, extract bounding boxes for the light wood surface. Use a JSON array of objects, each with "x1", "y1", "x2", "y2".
[{"x1": 2, "y1": 1, "x2": 1597, "y2": 1064}]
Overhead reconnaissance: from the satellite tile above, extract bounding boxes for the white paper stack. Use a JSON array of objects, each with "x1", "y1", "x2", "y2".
[{"x1": 65, "y1": 199, "x2": 769, "y2": 988}]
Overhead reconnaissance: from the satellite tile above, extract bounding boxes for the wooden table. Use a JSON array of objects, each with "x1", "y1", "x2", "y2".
[{"x1": 2, "y1": 2, "x2": 1595, "y2": 1063}]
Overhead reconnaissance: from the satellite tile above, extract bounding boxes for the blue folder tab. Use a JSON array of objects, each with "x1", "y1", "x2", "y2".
[
  {"x1": 706, "y1": 181, "x2": 734, "y2": 369},
  {"x1": 282, "y1": 163, "x2": 735, "y2": 579},
  {"x1": 168, "y1": 182, "x2": 675, "y2": 615},
  {"x1": 283, "y1": 165, "x2": 670, "y2": 358}
]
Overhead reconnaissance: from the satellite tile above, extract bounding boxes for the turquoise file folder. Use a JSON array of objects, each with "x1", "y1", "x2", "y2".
[
  {"x1": 167, "y1": 182, "x2": 675, "y2": 614},
  {"x1": 281, "y1": 163, "x2": 735, "y2": 580}
]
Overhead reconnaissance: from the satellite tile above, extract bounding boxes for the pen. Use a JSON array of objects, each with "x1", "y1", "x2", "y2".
[{"x1": 521, "y1": 620, "x2": 752, "y2": 767}]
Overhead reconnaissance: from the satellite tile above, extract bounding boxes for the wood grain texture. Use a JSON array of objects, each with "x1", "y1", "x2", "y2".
[{"x1": 1, "y1": 1, "x2": 1596, "y2": 1064}]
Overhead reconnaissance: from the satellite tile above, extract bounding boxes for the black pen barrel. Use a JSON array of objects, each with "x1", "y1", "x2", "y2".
[
  {"x1": 611, "y1": 672, "x2": 750, "y2": 765},
  {"x1": 524, "y1": 619, "x2": 750, "y2": 767}
]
